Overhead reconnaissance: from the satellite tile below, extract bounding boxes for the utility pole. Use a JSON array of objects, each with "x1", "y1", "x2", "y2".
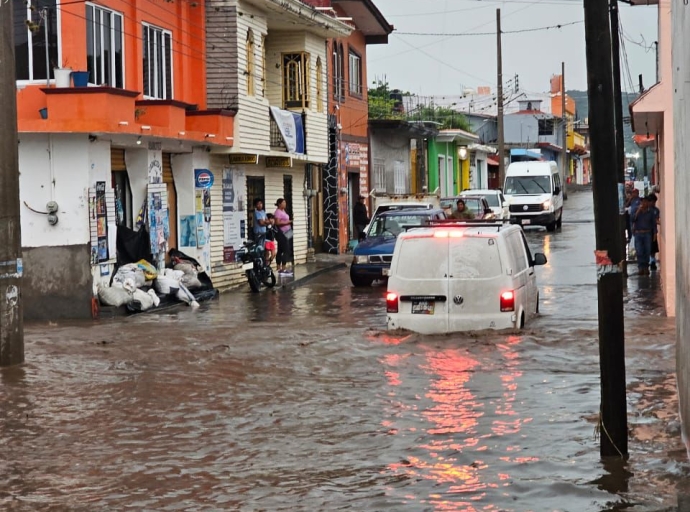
[
  {"x1": 0, "y1": 0, "x2": 25, "y2": 367},
  {"x1": 560, "y1": 62, "x2": 568, "y2": 199},
  {"x1": 609, "y1": 0, "x2": 628, "y2": 271},
  {"x1": 583, "y1": 0, "x2": 628, "y2": 457},
  {"x1": 496, "y1": 8, "x2": 506, "y2": 188}
]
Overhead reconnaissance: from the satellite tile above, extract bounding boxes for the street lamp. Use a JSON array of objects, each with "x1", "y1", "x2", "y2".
[{"x1": 458, "y1": 146, "x2": 468, "y2": 161}]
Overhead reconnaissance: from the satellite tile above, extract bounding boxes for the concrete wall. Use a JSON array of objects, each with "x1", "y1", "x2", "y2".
[
  {"x1": 672, "y1": 0, "x2": 690, "y2": 458},
  {"x1": 369, "y1": 128, "x2": 411, "y2": 194},
  {"x1": 504, "y1": 113, "x2": 561, "y2": 147}
]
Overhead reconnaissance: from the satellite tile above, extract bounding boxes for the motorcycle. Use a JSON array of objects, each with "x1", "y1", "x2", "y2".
[{"x1": 238, "y1": 240, "x2": 276, "y2": 292}]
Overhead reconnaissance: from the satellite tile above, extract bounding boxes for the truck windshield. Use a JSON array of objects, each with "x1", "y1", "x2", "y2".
[
  {"x1": 504, "y1": 176, "x2": 551, "y2": 195},
  {"x1": 368, "y1": 214, "x2": 429, "y2": 237}
]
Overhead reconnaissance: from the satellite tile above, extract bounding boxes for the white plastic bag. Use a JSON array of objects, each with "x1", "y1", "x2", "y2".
[{"x1": 97, "y1": 284, "x2": 132, "y2": 307}]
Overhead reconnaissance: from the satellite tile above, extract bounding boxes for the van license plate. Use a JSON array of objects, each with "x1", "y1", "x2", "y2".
[
  {"x1": 412, "y1": 300, "x2": 434, "y2": 315},
  {"x1": 522, "y1": 219, "x2": 531, "y2": 225}
]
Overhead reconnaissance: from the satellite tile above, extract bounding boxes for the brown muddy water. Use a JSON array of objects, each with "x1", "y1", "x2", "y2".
[{"x1": 1, "y1": 192, "x2": 687, "y2": 511}]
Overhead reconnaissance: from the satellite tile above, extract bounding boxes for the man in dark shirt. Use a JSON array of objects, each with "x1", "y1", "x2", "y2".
[
  {"x1": 353, "y1": 195, "x2": 370, "y2": 241},
  {"x1": 633, "y1": 196, "x2": 657, "y2": 276}
]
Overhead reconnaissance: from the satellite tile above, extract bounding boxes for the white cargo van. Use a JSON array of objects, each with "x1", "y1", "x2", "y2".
[
  {"x1": 503, "y1": 161, "x2": 563, "y2": 232},
  {"x1": 386, "y1": 223, "x2": 547, "y2": 334}
]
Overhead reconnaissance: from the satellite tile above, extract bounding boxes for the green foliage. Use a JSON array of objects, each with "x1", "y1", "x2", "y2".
[
  {"x1": 368, "y1": 80, "x2": 404, "y2": 120},
  {"x1": 410, "y1": 105, "x2": 472, "y2": 131}
]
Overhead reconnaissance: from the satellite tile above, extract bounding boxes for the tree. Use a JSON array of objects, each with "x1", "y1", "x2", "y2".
[
  {"x1": 368, "y1": 80, "x2": 404, "y2": 120},
  {"x1": 411, "y1": 105, "x2": 472, "y2": 131}
]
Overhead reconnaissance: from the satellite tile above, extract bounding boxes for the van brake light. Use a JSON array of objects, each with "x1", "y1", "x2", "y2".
[
  {"x1": 500, "y1": 290, "x2": 515, "y2": 312},
  {"x1": 386, "y1": 292, "x2": 399, "y2": 313}
]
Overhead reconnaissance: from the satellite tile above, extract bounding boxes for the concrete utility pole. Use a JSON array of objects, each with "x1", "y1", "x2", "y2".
[
  {"x1": 496, "y1": 8, "x2": 506, "y2": 188},
  {"x1": 583, "y1": 0, "x2": 628, "y2": 457},
  {"x1": 560, "y1": 62, "x2": 568, "y2": 198},
  {"x1": 0, "y1": 0, "x2": 25, "y2": 367}
]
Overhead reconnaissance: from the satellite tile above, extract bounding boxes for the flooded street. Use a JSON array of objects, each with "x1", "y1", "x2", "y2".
[{"x1": 1, "y1": 191, "x2": 687, "y2": 511}]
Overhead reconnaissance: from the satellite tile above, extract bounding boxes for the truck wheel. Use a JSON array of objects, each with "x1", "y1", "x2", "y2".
[
  {"x1": 546, "y1": 221, "x2": 557, "y2": 232},
  {"x1": 350, "y1": 270, "x2": 374, "y2": 287},
  {"x1": 556, "y1": 212, "x2": 563, "y2": 229}
]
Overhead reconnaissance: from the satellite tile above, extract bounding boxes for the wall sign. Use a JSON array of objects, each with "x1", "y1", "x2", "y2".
[
  {"x1": 222, "y1": 166, "x2": 246, "y2": 264},
  {"x1": 194, "y1": 169, "x2": 215, "y2": 188},
  {"x1": 265, "y1": 156, "x2": 293, "y2": 168},
  {"x1": 228, "y1": 154, "x2": 258, "y2": 165}
]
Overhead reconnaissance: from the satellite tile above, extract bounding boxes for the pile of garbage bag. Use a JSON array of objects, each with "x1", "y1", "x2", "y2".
[{"x1": 97, "y1": 249, "x2": 215, "y2": 313}]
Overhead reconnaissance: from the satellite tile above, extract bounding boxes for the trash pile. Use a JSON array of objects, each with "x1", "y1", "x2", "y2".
[{"x1": 97, "y1": 249, "x2": 216, "y2": 313}]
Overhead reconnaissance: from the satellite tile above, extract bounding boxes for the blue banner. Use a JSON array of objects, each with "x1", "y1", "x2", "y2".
[{"x1": 270, "y1": 107, "x2": 305, "y2": 154}]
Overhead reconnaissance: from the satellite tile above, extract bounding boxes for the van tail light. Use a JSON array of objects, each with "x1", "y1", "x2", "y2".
[
  {"x1": 386, "y1": 292, "x2": 399, "y2": 313},
  {"x1": 500, "y1": 290, "x2": 515, "y2": 312}
]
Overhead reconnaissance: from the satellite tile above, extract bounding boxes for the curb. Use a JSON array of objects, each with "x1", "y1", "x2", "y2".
[{"x1": 277, "y1": 262, "x2": 347, "y2": 290}]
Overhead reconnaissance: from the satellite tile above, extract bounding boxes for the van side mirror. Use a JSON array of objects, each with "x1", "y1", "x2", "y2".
[
  {"x1": 533, "y1": 253, "x2": 548, "y2": 266},
  {"x1": 554, "y1": 187, "x2": 561, "y2": 196}
]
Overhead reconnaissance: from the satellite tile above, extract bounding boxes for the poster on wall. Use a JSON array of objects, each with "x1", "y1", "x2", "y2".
[
  {"x1": 180, "y1": 215, "x2": 197, "y2": 247},
  {"x1": 147, "y1": 189, "x2": 169, "y2": 260},
  {"x1": 95, "y1": 181, "x2": 109, "y2": 262},
  {"x1": 222, "y1": 166, "x2": 246, "y2": 263},
  {"x1": 194, "y1": 170, "x2": 214, "y2": 273}
]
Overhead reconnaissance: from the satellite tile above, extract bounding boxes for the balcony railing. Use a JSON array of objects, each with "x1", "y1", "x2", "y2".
[
  {"x1": 270, "y1": 115, "x2": 287, "y2": 150},
  {"x1": 269, "y1": 108, "x2": 307, "y2": 154}
]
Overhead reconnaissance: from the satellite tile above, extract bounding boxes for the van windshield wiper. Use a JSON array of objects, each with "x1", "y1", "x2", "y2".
[{"x1": 530, "y1": 179, "x2": 547, "y2": 193}]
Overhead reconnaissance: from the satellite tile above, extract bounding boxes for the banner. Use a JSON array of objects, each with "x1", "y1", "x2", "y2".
[
  {"x1": 222, "y1": 166, "x2": 246, "y2": 263},
  {"x1": 269, "y1": 106, "x2": 305, "y2": 154}
]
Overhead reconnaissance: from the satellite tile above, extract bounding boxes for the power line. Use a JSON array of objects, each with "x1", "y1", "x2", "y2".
[{"x1": 394, "y1": 19, "x2": 584, "y2": 37}]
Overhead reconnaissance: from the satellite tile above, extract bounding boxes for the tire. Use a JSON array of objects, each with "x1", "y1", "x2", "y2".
[
  {"x1": 262, "y1": 269, "x2": 276, "y2": 288},
  {"x1": 556, "y1": 211, "x2": 563, "y2": 229},
  {"x1": 536, "y1": 293, "x2": 540, "y2": 314},
  {"x1": 520, "y1": 312, "x2": 526, "y2": 329},
  {"x1": 546, "y1": 221, "x2": 556, "y2": 232},
  {"x1": 350, "y1": 268, "x2": 374, "y2": 287},
  {"x1": 246, "y1": 270, "x2": 261, "y2": 292}
]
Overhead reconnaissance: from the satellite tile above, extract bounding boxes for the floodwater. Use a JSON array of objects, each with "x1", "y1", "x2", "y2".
[{"x1": 1, "y1": 191, "x2": 688, "y2": 511}]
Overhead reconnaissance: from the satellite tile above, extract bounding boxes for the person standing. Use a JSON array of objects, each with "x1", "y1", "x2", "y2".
[
  {"x1": 253, "y1": 198, "x2": 269, "y2": 247},
  {"x1": 648, "y1": 193, "x2": 661, "y2": 271},
  {"x1": 274, "y1": 198, "x2": 294, "y2": 275},
  {"x1": 632, "y1": 196, "x2": 657, "y2": 276},
  {"x1": 353, "y1": 195, "x2": 370, "y2": 241}
]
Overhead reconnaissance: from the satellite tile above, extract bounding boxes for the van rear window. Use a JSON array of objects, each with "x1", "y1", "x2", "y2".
[
  {"x1": 395, "y1": 238, "x2": 448, "y2": 279},
  {"x1": 449, "y1": 238, "x2": 502, "y2": 278}
]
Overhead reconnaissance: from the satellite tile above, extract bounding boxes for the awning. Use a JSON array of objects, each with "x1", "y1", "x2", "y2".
[
  {"x1": 633, "y1": 133, "x2": 656, "y2": 148},
  {"x1": 630, "y1": 82, "x2": 666, "y2": 135},
  {"x1": 487, "y1": 156, "x2": 499, "y2": 166}
]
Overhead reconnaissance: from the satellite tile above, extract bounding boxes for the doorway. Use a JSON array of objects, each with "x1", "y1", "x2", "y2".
[
  {"x1": 111, "y1": 148, "x2": 133, "y2": 229},
  {"x1": 162, "y1": 153, "x2": 177, "y2": 253},
  {"x1": 247, "y1": 176, "x2": 265, "y2": 239},
  {"x1": 348, "y1": 170, "x2": 360, "y2": 240}
]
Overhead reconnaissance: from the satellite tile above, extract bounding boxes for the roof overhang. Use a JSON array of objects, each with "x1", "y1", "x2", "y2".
[
  {"x1": 468, "y1": 143, "x2": 497, "y2": 154},
  {"x1": 247, "y1": 0, "x2": 354, "y2": 38},
  {"x1": 436, "y1": 129, "x2": 479, "y2": 144},
  {"x1": 633, "y1": 133, "x2": 656, "y2": 148},
  {"x1": 630, "y1": 82, "x2": 666, "y2": 135},
  {"x1": 332, "y1": 0, "x2": 394, "y2": 44}
]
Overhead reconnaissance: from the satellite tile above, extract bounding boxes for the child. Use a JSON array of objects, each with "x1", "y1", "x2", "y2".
[{"x1": 264, "y1": 213, "x2": 277, "y2": 265}]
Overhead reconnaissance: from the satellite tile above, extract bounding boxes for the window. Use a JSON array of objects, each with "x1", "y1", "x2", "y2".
[
  {"x1": 332, "y1": 42, "x2": 345, "y2": 100},
  {"x1": 316, "y1": 57, "x2": 323, "y2": 113},
  {"x1": 282, "y1": 52, "x2": 310, "y2": 109},
  {"x1": 142, "y1": 24, "x2": 173, "y2": 99},
  {"x1": 538, "y1": 119, "x2": 554, "y2": 136},
  {"x1": 86, "y1": 4, "x2": 124, "y2": 87},
  {"x1": 246, "y1": 30, "x2": 255, "y2": 96},
  {"x1": 348, "y1": 50, "x2": 362, "y2": 96},
  {"x1": 14, "y1": 0, "x2": 59, "y2": 81}
]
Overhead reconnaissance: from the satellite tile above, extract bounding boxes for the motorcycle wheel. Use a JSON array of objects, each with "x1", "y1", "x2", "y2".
[
  {"x1": 262, "y1": 268, "x2": 277, "y2": 288},
  {"x1": 246, "y1": 270, "x2": 261, "y2": 292}
]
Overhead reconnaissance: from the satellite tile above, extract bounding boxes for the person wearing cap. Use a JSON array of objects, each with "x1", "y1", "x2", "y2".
[
  {"x1": 451, "y1": 199, "x2": 476, "y2": 220},
  {"x1": 353, "y1": 195, "x2": 370, "y2": 241}
]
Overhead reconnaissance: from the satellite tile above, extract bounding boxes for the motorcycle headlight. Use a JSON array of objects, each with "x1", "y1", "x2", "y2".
[
  {"x1": 542, "y1": 199, "x2": 552, "y2": 211},
  {"x1": 353, "y1": 255, "x2": 369, "y2": 264}
]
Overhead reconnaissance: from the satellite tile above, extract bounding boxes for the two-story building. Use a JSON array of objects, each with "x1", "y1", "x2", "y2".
[
  {"x1": 504, "y1": 98, "x2": 565, "y2": 166},
  {"x1": 15, "y1": 0, "x2": 235, "y2": 319},
  {"x1": 202, "y1": 0, "x2": 353, "y2": 287}
]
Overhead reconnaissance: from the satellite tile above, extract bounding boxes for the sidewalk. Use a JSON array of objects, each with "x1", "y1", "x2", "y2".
[{"x1": 275, "y1": 252, "x2": 351, "y2": 290}]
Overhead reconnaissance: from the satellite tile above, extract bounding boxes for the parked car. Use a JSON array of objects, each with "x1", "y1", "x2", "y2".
[
  {"x1": 386, "y1": 222, "x2": 547, "y2": 334},
  {"x1": 440, "y1": 196, "x2": 495, "y2": 220},
  {"x1": 350, "y1": 209, "x2": 447, "y2": 287},
  {"x1": 459, "y1": 189, "x2": 509, "y2": 219},
  {"x1": 503, "y1": 160, "x2": 564, "y2": 231}
]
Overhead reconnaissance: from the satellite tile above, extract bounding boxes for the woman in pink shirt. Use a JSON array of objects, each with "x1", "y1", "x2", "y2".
[{"x1": 274, "y1": 198, "x2": 293, "y2": 274}]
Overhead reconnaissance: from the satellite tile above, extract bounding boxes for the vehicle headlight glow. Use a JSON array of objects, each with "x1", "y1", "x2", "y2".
[
  {"x1": 542, "y1": 199, "x2": 551, "y2": 211},
  {"x1": 354, "y1": 255, "x2": 369, "y2": 264}
]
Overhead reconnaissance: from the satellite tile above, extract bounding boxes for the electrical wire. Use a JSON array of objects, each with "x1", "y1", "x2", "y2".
[{"x1": 395, "y1": 19, "x2": 584, "y2": 37}]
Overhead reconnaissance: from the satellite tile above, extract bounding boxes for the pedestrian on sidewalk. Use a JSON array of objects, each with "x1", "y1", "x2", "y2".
[
  {"x1": 626, "y1": 187, "x2": 641, "y2": 255},
  {"x1": 633, "y1": 195, "x2": 657, "y2": 276},
  {"x1": 353, "y1": 195, "x2": 370, "y2": 241},
  {"x1": 274, "y1": 198, "x2": 294, "y2": 275},
  {"x1": 253, "y1": 198, "x2": 269, "y2": 248},
  {"x1": 264, "y1": 213, "x2": 277, "y2": 266},
  {"x1": 648, "y1": 193, "x2": 661, "y2": 271}
]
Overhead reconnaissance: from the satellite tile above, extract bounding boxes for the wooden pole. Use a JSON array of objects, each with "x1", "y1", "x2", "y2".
[
  {"x1": 496, "y1": 9, "x2": 506, "y2": 188},
  {"x1": 583, "y1": 0, "x2": 628, "y2": 457},
  {"x1": 0, "y1": 0, "x2": 25, "y2": 367}
]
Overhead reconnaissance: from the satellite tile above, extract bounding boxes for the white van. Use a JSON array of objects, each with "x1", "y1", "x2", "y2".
[
  {"x1": 386, "y1": 223, "x2": 547, "y2": 334},
  {"x1": 503, "y1": 161, "x2": 563, "y2": 232}
]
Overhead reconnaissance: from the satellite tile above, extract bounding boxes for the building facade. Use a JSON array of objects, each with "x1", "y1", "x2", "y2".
[
  {"x1": 15, "y1": 0, "x2": 234, "y2": 319},
  {"x1": 427, "y1": 130, "x2": 480, "y2": 195}
]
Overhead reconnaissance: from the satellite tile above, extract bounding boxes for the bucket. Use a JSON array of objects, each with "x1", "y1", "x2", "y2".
[
  {"x1": 38, "y1": 108, "x2": 48, "y2": 120},
  {"x1": 71, "y1": 71, "x2": 90, "y2": 87},
  {"x1": 53, "y1": 67, "x2": 72, "y2": 88}
]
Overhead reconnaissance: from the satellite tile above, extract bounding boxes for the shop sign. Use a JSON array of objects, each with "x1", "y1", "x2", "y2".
[
  {"x1": 228, "y1": 154, "x2": 259, "y2": 165},
  {"x1": 265, "y1": 156, "x2": 292, "y2": 168},
  {"x1": 194, "y1": 169, "x2": 215, "y2": 188}
]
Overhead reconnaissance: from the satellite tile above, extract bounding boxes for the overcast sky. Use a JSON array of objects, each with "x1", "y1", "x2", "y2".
[{"x1": 367, "y1": 0, "x2": 659, "y2": 97}]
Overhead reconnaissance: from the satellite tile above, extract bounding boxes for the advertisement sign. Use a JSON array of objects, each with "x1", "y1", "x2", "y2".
[
  {"x1": 194, "y1": 169, "x2": 215, "y2": 189},
  {"x1": 222, "y1": 166, "x2": 246, "y2": 263},
  {"x1": 228, "y1": 154, "x2": 259, "y2": 165},
  {"x1": 95, "y1": 181, "x2": 109, "y2": 262},
  {"x1": 269, "y1": 106, "x2": 305, "y2": 154},
  {"x1": 265, "y1": 156, "x2": 293, "y2": 168}
]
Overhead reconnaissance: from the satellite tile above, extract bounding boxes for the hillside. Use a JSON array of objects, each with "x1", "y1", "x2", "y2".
[{"x1": 567, "y1": 89, "x2": 639, "y2": 154}]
